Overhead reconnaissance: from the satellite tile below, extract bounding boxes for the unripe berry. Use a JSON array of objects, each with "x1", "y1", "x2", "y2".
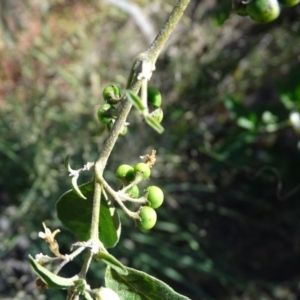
[
  {"x1": 279, "y1": 0, "x2": 300, "y2": 6},
  {"x1": 126, "y1": 185, "x2": 139, "y2": 199},
  {"x1": 147, "y1": 86, "x2": 162, "y2": 108},
  {"x1": 97, "y1": 104, "x2": 115, "y2": 125},
  {"x1": 119, "y1": 125, "x2": 128, "y2": 136},
  {"x1": 134, "y1": 163, "x2": 151, "y2": 179},
  {"x1": 145, "y1": 186, "x2": 164, "y2": 209},
  {"x1": 138, "y1": 206, "x2": 157, "y2": 230},
  {"x1": 150, "y1": 108, "x2": 163, "y2": 124},
  {"x1": 116, "y1": 164, "x2": 135, "y2": 183},
  {"x1": 107, "y1": 121, "x2": 128, "y2": 136},
  {"x1": 247, "y1": 0, "x2": 280, "y2": 23}
]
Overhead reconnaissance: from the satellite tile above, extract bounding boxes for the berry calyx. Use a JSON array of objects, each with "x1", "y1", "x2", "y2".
[
  {"x1": 145, "y1": 186, "x2": 164, "y2": 209},
  {"x1": 137, "y1": 206, "x2": 157, "y2": 230},
  {"x1": 107, "y1": 121, "x2": 128, "y2": 136},
  {"x1": 126, "y1": 185, "x2": 139, "y2": 199},
  {"x1": 134, "y1": 163, "x2": 151, "y2": 179},
  {"x1": 103, "y1": 85, "x2": 121, "y2": 104},
  {"x1": 150, "y1": 108, "x2": 163, "y2": 124}
]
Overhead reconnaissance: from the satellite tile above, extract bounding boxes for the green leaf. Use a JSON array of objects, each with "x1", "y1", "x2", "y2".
[
  {"x1": 29, "y1": 255, "x2": 75, "y2": 288},
  {"x1": 83, "y1": 291, "x2": 94, "y2": 300},
  {"x1": 95, "y1": 251, "x2": 128, "y2": 275},
  {"x1": 56, "y1": 181, "x2": 121, "y2": 248},
  {"x1": 126, "y1": 90, "x2": 146, "y2": 112},
  {"x1": 105, "y1": 266, "x2": 191, "y2": 300},
  {"x1": 145, "y1": 115, "x2": 164, "y2": 134}
]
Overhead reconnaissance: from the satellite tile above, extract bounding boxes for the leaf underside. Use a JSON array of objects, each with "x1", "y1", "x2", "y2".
[
  {"x1": 105, "y1": 266, "x2": 191, "y2": 300},
  {"x1": 29, "y1": 255, "x2": 75, "y2": 289}
]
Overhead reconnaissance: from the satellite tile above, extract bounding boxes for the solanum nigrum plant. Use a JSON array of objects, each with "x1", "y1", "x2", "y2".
[
  {"x1": 29, "y1": 1, "x2": 192, "y2": 299},
  {"x1": 29, "y1": 1, "x2": 300, "y2": 299}
]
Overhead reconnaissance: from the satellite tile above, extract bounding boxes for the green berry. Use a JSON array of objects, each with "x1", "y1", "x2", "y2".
[
  {"x1": 150, "y1": 108, "x2": 163, "y2": 123},
  {"x1": 116, "y1": 164, "x2": 135, "y2": 183},
  {"x1": 97, "y1": 104, "x2": 115, "y2": 125},
  {"x1": 103, "y1": 85, "x2": 121, "y2": 104},
  {"x1": 145, "y1": 186, "x2": 164, "y2": 209},
  {"x1": 147, "y1": 86, "x2": 162, "y2": 108},
  {"x1": 134, "y1": 163, "x2": 151, "y2": 179},
  {"x1": 138, "y1": 206, "x2": 157, "y2": 230},
  {"x1": 247, "y1": 0, "x2": 280, "y2": 23},
  {"x1": 107, "y1": 121, "x2": 128, "y2": 137},
  {"x1": 126, "y1": 185, "x2": 139, "y2": 198},
  {"x1": 106, "y1": 120, "x2": 114, "y2": 131},
  {"x1": 119, "y1": 125, "x2": 128, "y2": 136},
  {"x1": 279, "y1": 0, "x2": 300, "y2": 6}
]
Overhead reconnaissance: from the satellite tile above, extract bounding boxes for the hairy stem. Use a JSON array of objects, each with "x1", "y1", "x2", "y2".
[
  {"x1": 91, "y1": 0, "x2": 190, "y2": 243},
  {"x1": 147, "y1": 0, "x2": 190, "y2": 63},
  {"x1": 101, "y1": 176, "x2": 141, "y2": 220},
  {"x1": 95, "y1": 0, "x2": 191, "y2": 178},
  {"x1": 95, "y1": 89, "x2": 140, "y2": 179},
  {"x1": 90, "y1": 180, "x2": 102, "y2": 240},
  {"x1": 78, "y1": 249, "x2": 93, "y2": 279}
]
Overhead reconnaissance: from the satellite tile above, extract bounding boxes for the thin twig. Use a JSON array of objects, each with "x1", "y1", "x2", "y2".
[
  {"x1": 100, "y1": 176, "x2": 142, "y2": 220},
  {"x1": 90, "y1": 180, "x2": 102, "y2": 240}
]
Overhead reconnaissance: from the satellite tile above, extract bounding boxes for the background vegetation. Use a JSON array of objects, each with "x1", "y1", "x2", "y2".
[{"x1": 1, "y1": 0, "x2": 300, "y2": 299}]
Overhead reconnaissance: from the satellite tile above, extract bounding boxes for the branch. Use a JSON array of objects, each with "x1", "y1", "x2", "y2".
[
  {"x1": 147, "y1": 0, "x2": 190, "y2": 63},
  {"x1": 94, "y1": 0, "x2": 190, "y2": 179},
  {"x1": 91, "y1": 0, "x2": 191, "y2": 242}
]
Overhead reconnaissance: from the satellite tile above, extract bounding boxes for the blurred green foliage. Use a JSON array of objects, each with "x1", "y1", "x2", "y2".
[{"x1": 1, "y1": 0, "x2": 300, "y2": 299}]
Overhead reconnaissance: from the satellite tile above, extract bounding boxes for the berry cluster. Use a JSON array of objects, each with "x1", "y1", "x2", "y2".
[
  {"x1": 97, "y1": 85, "x2": 127, "y2": 136},
  {"x1": 97, "y1": 85, "x2": 163, "y2": 135},
  {"x1": 116, "y1": 161, "x2": 164, "y2": 230},
  {"x1": 232, "y1": 0, "x2": 299, "y2": 23}
]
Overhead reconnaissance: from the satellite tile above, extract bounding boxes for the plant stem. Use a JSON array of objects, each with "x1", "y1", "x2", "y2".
[
  {"x1": 94, "y1": 91, "x2": 140, "y2": 179},
  {"x1": 79, "y1": 249, "x2": 93, "y2": 279},
  {"x1": 94, "y1": 0, "x2": 190, "y2": 178},
  {"x1": 90, "y1": 179, "x2": 102, "y2": 240},
  {"x1": 147, "y1": 0, "x2": 190, "y2": 63},
  {"x1": 91, "y1": 0, "x2": 191, "y2": 243}
]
